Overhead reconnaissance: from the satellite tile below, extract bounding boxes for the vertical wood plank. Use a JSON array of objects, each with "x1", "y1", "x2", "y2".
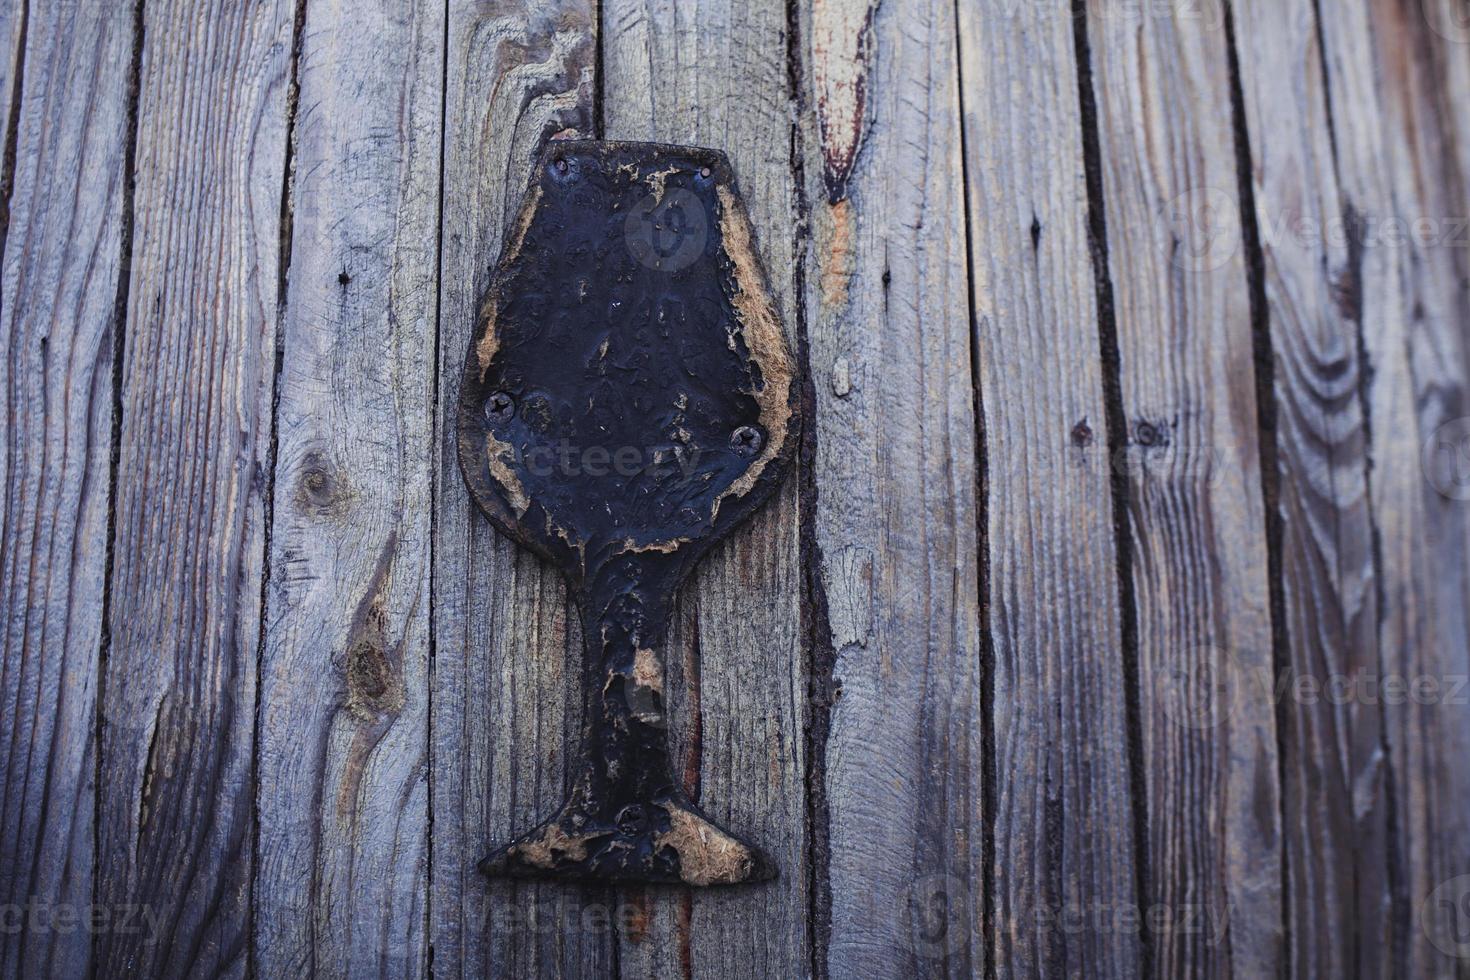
[
  {"x1": 252, "y1": 0, "x2": 442, "y2": 974},
  {"x1": 956, "y1": 1, "x2": 1141, "y2": 975},
  {"x1": 801, "y1": 0, "x2": 984, "y2": 974},
  {"x1": 96, "y1": 0, "x2": 293, "y2": 975},
  {"x1": 1231, "y1": 1, "x2": 1398, "y2": 973},
  {"x1": 1083, "y1": 3, "x2": 1282, "y2": 975},
  {"x1": 0, "y1": 3, "x2": 131, "y2": 977},
  {"x1": 429, "y1": 2, "x2": 607, "y2": 976},
  {"x1": 1357, "y1": 1, "x2": 1470, "y2": 972},
  {"x1": 600, "y1": 0, "x2": 808, "y2": 975},
  {"x1": 0, "y1": 0, "x2": 22, "y2": 170}
]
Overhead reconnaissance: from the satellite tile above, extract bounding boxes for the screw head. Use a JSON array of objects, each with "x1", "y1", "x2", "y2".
[
  {"x1": 616, "y1": 804, "x2": 648, "y2": 836},
  {"x1": 730, "y1": 425, "x2": 764, "y2": 456},
  {"x1": 699, "y1": 165, "x2": 712, "y2": 179},
  {"x1": 485, "y1": 391, "x2": 515, "y2": 424},
  {"x1": 554, "y1": 157, "x2": 569, "y2": 174}
]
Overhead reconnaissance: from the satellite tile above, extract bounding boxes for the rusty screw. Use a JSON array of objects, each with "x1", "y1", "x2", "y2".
[
  {"x1": 485, "y1": 391, "x2": 515, "y2": 424},
  {"x1": 730, "y1": 425, "x2": 763, "y2": 456},
  {"x1": 554, "y1": 157, "x2": 569, "y2": 174}
]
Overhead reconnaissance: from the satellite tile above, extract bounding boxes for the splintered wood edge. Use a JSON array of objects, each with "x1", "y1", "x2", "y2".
[
  {"x1": 709, "y1": 182, "x2": 795, "y2": 523},
  {"x1": 475, "y1": 183, "x2": 543, "y2": 381}
]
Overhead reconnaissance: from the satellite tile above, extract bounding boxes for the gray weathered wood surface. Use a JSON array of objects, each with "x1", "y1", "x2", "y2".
[
  {"x1": 256, "y1": 0, "x2": 440, "y2": 973},
  {"x1": 959, "y1": 5, "x2": 1135, "y2": 974},
  {"x1": 3, "y1": 0, "x2": 1470, "y2": 977},
  {"x1": 1235, "y1": 3, "x2": 1393, "y2": 974},
  {"x1": 97, "y1": 0, "x2": 292, "y2": 975},
  {"x1": 1, "y1": 3, "x2": 129, "y2": 977},
  {"x1": 1088, "y1": 5, "x2": 1280, "y2": 975}
]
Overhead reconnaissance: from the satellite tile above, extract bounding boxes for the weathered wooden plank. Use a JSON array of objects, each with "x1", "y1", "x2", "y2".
[
  {"x1": 955, "y1": 1, "x2": 1140, "y2": 975},
  {"x1": 95, "y1": 0, "x2": 294, "y2": 975},
  {"x1": 600, "y1": 0, "x2": 808, "y2": 973},
  {"x1": 800, "y1": 0, "x2": 984, "y2": 974},
  {"x1": 1231, "y1": 2, "x2": 1400, "y2": 974},
  {"x1": 0, "y1": 3, "x2": 130, "y2": 977},
  {"x1": 1355, "y1": 2, "x2": 1470, "y2": 973},
  {"x1": 1409, "y1": 9, "x2": 1470, "y2": 976},
  {"x1": 252, "y1": 0, "x2": 442, "y2": 974},
  {"x1": 429, "y1": 2, "x2": 608, "y2": 976},
  {"x1": 1083, "y1": 4, "x2": 1281, "y2": 975},
  {"x1": 0, "y1": 0, "x2": 22, "y2": 171}
]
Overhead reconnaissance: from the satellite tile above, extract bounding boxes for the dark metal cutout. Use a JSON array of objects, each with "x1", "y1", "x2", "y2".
[{"x1": 457, "y1": 140, "x2": 799, "y2": 885}]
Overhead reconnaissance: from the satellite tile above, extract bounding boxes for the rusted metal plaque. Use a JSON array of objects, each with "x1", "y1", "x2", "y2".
[{"x1": 457, "y1": 140, "x2": 799, "y2": 885}]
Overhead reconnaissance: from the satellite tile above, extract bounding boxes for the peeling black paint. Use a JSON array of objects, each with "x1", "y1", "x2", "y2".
[{"x1": 457, "y1": 140, "x2": 800, "y2": 885}]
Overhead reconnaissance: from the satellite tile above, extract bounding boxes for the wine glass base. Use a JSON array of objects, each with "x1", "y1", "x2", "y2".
[{"x1": 478, "y1": 795, "x2": 776, "y2": 886}]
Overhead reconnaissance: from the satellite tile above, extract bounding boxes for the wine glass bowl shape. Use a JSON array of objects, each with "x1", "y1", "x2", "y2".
[{"x1": 457, "y1": 140, "x2": 799, "y2": 885}]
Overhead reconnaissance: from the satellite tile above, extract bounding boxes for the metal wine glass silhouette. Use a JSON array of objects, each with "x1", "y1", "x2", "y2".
[{"x1": 457, "y1": 140, "x2": 798, "y2": 885}]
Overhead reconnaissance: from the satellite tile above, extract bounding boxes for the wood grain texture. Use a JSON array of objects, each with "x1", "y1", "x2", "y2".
[
  {"x1": 801, "y1": 0, "x2": 984, "y2": 974},
  {"x1": 96, "y1": 0, "x2": 293, "y2": 975},
  {"x1": 1083, "y1": 4, "x2": 1282, "y2": 975},
  {"x1": 1231, "y1": 2, "x2": 1398, "y2": 974},
  {"x1": 428, "y1": 1, "x2": 607, "y2": 976},
  {"x1": 0, "y1": 0, "x2": 21, "y2": 179},
  {"x1": 0, "y1": 3, "x2": 129, "y2": 977},
  {"x1": 956, "y1": 2, "x2": 1141, "y2": 976},
  {"x1": 600, "y1": 0, "x2": 808, "y2": 971},
  {"x1": 1355, "y1": 2, "x2": 1470, "y2": 974},
  {"x1": 4, "y1": 3, "x2": 1470, "y2": 977},
  {"x1": 252, "y1": 0, "x2": 442, "y2": 974}
]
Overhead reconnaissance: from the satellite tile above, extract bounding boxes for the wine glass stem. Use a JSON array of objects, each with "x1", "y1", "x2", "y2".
[{"x1": 572, "y1": 586, "x2": 678, "y2": 820}]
